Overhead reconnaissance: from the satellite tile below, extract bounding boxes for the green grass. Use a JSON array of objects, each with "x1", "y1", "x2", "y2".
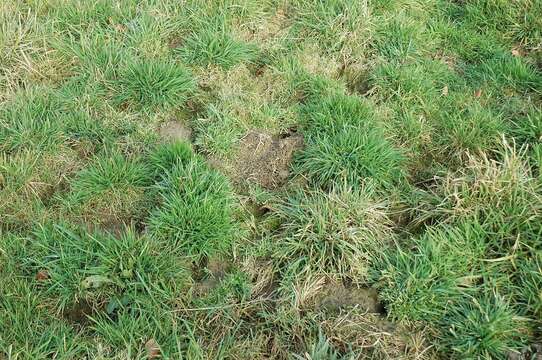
[
  {"x1": 115, "y1": 59, "x2": 196, "y2": 109},
  {"x1": 60, "y1": 151, "x2": 151, "y2": 228},
  {"x1": 29, "y1": 223, "x2": 188, "y2": 311},
  {"x1": 1, "y1": 0, "x2": 542, "y2": 358},
  {"x1": 295, "y1": 94, "x2": 405, "y2": 189},
  {"x1": 147, "y1": 142, "x2": 239, "y2": 262},
  {"x1": 272, "y1": 186, "x2": 394, "y2": 281},
  {"x1": 180, "y1": 29, "x2": 259, "y2": 69}
]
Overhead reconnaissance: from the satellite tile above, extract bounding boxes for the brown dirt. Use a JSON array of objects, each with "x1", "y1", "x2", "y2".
[
  {"x1": 63, "y1": 298, "x2": 95, "y2": 324},
  {"x1": 158, "y1": 120, "x2": 192, "y2": 143},
  {"x1": 233, "y1": 129, "x2": 303, "y2": 189},
  {"x1": 316, "y1": 282, "x2": 384, "y2": 314},
  {"x1": 508, "y1": 344, "x2": 542, "y2": 360},
  {"x1": 193, "y1": 257, "x2": 231, "y2": 296}
]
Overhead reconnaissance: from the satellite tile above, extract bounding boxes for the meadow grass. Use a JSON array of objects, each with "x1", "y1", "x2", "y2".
[{"x1": 1, "y1": 0, "x2": 541, "y2": 358}]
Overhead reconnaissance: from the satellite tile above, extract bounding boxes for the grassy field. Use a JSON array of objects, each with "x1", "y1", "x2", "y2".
[{"x1": 1, "y1": 0, "x2": 541, "y2": 358}]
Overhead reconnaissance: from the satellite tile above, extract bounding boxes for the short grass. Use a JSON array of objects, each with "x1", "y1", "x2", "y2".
[{"x1": 1, "y1": 0, "x2": 541, "y2": 359}]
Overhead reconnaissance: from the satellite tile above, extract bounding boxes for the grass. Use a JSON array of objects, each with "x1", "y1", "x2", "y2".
[
  {"x1": 272, "y1": 186, "x2": 394, "y2": 282},
  {"x1": 147, "y1": 142, "x2": 238, "y2": 261},
  {"x1": 115, "y1": 59, "x2": 196, "y2": 110},
  {"x1": 1, "y1": 0, "x2": 541, "y2": 358},
  {"x1": 295, "y1": 94, "x2": 405, "y2": 189},
  {"x1": 180, "y1": 29, "x2": 259, "y2": 69}
]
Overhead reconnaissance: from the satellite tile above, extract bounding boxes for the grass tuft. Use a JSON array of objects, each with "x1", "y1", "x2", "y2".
[
  {"x1": 443, "y1": 294, "x2": 526, "y2": 358},
  {"x1": 273, "y1": 187, "x2": 394, "y2": 282},
  {"x1": 147, "y1": 144, "x2": 238, "y2": 262},
  {"x1": 116, "y1": 59, "x2": 195, "y2": 109},
  {"x1": 179, "y1": 29, "x2": 258, "y2": 69},
  {"x1": 61, "y1": 152, "x2": 151, "y2": 227},
  {"x1": 295, "y1": 94, "x2": 404, "y2": 189},
  {"x1": 29, "y1": 223, "x2": 189, "y2": 312}
]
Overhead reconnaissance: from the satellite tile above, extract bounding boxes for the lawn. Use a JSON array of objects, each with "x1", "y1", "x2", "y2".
[{"x1": 1, "y1": 0, "x2": 541, "y2": 358}]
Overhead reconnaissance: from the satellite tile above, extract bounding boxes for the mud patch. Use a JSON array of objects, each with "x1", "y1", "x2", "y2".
[
  {"x1": 317, "y1": 282, "x2": 384, "y2": 314},
  {"x1": 63, "y1": 298, "x2": 96, "y2": 324},
  {"x1": 158, "y1": 120, "x2": 192, "y2": 143},
  {"x1": 194, "y1": 257, "x2": 231, "y2": 296},
  {"x1": 233, "y1": 130, "x2": 303, "y2": 189}
]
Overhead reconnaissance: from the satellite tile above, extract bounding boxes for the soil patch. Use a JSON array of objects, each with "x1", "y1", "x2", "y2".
[
  {"x1": 63, "y1": 298, "x2": 96, "y2": 324},
  {"x1": 317, "y1": 282, "x2": 384, "y2": 314},
  {"x1": 194, "y1": 257, "x2": 231, "y2": 296},
  {"x1": 233, "y1": 130, "x2": 303, "y2": 189},
  {"x1": 158, "y1": 120, "x2": 192, "y2": 143}
]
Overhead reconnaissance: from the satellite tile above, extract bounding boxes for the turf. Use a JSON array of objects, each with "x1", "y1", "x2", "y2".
[{"x1": 1, "y1": 0, "x2": 541, "y2": 358}]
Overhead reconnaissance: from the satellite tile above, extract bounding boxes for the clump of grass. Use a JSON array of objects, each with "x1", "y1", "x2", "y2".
[
  {"x1": 147, "y1": 141, "x2": 193, "y2": 175},
  {"x1": 292, "y1": 0, "x2": 369, "y2": 55},
  {"x1": 0, "y1": 232, "x2": 87, "y2": 357},
  {"x1": 0, "y1": 87, "x2": 65, "y2": 154},
  {"x1": 122, "y1": 12, "x2": 177, "y2": 58},
  {"x1": 436, "y1": 98, "x2": 507, "y2": 155},
  {"x1": 374, "y1": 13, "x2": 428, "y2": 62},
  {"x1": 376, "y1": 220, "x2": 527, "y2": 358},
  {"x1": 90, "y1": 299, "x2": 188, "y2": 357},
  {"x1": 116, "y1": 59, "x2": 195, "y2": 109},
  {"x1": 378, "y1": 141, "x2": 541, "y2": 357},
  {"x1": 465, "y1": 54, "x2": 541, "y2": 92},
  {"x1": 24, "y1": 222, "x2": 194, "y2": 357},
  {"x1": 51, "y1": 0, "x2": 137, "y2": 34},
  {"x1": 296, "y1": 131, "x2": 404, "y2": 190},
  {"x1": 60, "y1": 109, "x2": 116, "y2": 156},
  {"x1": 295, "y1": 94, "x2": 404, "y2": 189},
  {"x1": 420, "y1": 141, "x2": 542, "y2": 248},
  {"x1": 292, "y1": 330, "x2": 340, "y2": 360},
  {"x1": 517, "y1": 253, "x2": 542, "y2": 320},
  {"x1": 511, "y1": 108, "x2": 542, "y2": 145},
  {"x1": 377, "y1": 221, "x2": 488, "y2": 322},
  {"x1": 278, "y1": 53, "x2": 347, "y2": 100},
  {"x1": 29, "y1": 223, "x2": 189, "y2": 312},
  {"x1": 147, "y1": 143, "x2": 238, "y2": 262},
  {"x1": 0, "y1": 275, "x2": 86, "y2": 358},
  {"x1": 193, "y1": 105, "x2": 245, "y2": 159},
  {"x1": 452, "y1": 0, "x2": 542, "y2": 50},
  {"x1": 272, "y1": 186, "x2": 394, "y2": 282},
  {"x1": 179, "y1": 28, "x2": 258, "y2": 69},
  {"x1": 62, "y1": 151, "x2": 151, "y2": 227},
  {"x1": 442, "y1": 294, "x2": 526, "y2": 358}
]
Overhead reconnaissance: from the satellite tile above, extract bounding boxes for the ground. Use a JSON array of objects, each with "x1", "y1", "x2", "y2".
[{"x1": 0, "y1": 0, "x2": 541, "y2": 359}]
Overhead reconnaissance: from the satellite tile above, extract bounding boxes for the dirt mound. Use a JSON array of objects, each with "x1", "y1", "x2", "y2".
[
  {"x1": 233, "y1": 130, "x2": 303, "y2": 189},
  {"x1": 158, "y1": 120, "x2": 192, "y2": 143}
]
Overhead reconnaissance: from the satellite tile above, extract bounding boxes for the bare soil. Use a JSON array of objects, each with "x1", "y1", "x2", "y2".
[
  {"x1": 317, "y1": 282, "x2": 384, "y2": 314},
  {"x1": 233, "y1": 129, "x2": 303, "y2": 189},
  {"x1": 194, "y1": 257, "x2": 231, "y2": 296},
  {"x1": 158, "y1": 120, "x2": 192, "y2": 143}
]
